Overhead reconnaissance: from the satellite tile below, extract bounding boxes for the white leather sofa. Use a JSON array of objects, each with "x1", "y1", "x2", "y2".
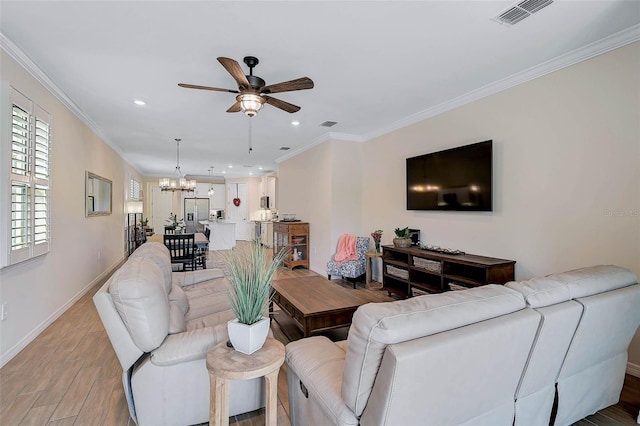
[
  {"x1": 286, "y1": 265, "x2": 640, "y2": 426},
  {"x1": 93, "y1": 242, "x2": 264, "y2": 425}
]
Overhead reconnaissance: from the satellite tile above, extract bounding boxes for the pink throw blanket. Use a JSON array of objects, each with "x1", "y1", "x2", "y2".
[{"x1": 333, "y1": 234, "x2": 358, "y2": 265}]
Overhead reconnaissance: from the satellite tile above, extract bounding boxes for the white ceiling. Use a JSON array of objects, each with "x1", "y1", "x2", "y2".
[{"x1": 1, "y1": 1, "x2": 639, "y2": 178}]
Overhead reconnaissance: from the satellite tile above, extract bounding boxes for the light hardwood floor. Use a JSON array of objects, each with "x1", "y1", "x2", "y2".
[{"x1": 1, "y1": 247, "x2": 638, "y2": 425}]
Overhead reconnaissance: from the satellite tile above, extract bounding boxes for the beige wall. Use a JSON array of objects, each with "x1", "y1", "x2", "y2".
[
  {"x1": 279, "y1": 142, "x2": 333, "y2": 273},
  {"x1": 279, "y1": 43, "x2": 640, "y2": 366},
  {"x1": 330, "y1": 141, "x2": 364, "y2": 245},
  {"x1": 0, "y1": 50, "x2": 142, "y2": 366},
  {"x1": 279, "y1": 140, "x2": 364, "y2": 274}
]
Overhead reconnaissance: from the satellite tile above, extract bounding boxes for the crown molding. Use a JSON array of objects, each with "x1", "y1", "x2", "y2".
[
  {"x1": 326, "y1": 132, "x2": 367, "y2": 143},
  {"x1": 275, "y1": 131, "x2": 364, "y2": 164},
  {"x1": 361, "y1": 24, "x2": 640, "y2": 142},
  {"x1": 0, "y1": 32, "x2": 136, "y2": 168}
]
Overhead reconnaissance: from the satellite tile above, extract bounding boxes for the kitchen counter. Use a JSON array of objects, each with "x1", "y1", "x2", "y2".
[{"x1": 199, "y1": 220, "x2": 236, "y2": 250}]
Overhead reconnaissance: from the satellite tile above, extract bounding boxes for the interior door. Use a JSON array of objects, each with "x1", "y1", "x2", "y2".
[
  {"x1": 227, "y1": 183, "x2": 249, "y2": 240},
  {"x1": 152, "y1": 186, "x2": 173, "y2": 234}
]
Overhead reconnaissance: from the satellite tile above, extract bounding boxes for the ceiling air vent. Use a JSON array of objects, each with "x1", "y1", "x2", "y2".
[
  {"x1": 492, "y1": 0, "x2": 553, "y2": 26},
  {"x1": 320, "y1": 121, "x2": 338, "y2": 127},
  {"x1": 280, "y1": 147, "x2": 290, "y2": 151}
]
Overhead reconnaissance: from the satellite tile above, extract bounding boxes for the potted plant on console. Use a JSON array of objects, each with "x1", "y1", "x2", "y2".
[
  {"x1": 222, "y1": 240, "x2": 288, "y2": 354},
  {"x1": 393, "y1": 227, "x2": 412, "y2": 248}
]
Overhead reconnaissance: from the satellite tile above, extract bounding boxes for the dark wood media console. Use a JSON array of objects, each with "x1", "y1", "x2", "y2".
[{"x1": 382, "y1": 245, "x2": 515, "y2": 298}]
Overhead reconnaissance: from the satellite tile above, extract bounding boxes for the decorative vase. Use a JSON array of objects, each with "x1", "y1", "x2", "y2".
[
  {"x1": 393, "y1": 237, "x2": 412, "y2": 248},
  {"x1": 227, "y1": 317, "x2": 270, "y2": 355},
  {"x1": 375, "y1": 242, "x2": 381, "y2": 253}
]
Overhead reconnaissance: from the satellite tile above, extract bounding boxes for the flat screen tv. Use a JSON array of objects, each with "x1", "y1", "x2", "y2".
[{"x1": 406, "y1": 140, "x2": 492, "y2": 211}]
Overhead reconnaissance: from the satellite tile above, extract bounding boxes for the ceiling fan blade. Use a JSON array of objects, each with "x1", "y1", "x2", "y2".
[
  {"x1": 262, "y1": 77, "x2": 314, "y2": 94},
  {"x1": 263, "y1": 95, "x2": 301, "y2": 113},
  {"x1": 217, "y1": 57, "x2": 250, "y2": 90},
  {"x1": 226, "y1": 101, "x2": 241, "y2": 113},
  {"x1": 178, "y1": 83, "x2": 238, "y2": 93}
]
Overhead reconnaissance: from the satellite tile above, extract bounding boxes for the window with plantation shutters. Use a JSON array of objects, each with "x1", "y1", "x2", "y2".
[
  {"x1": 129, "y1": 178, "x2": 141, "y2": 201},
  {"x1": 2, "y1": 87, "x2": 51, "y2": 267}
]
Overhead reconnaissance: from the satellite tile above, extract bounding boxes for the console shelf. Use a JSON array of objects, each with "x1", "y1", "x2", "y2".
[
  {"x1": 274, "y1": 222, "x2": 309, "y2": 270},
  {"x1": 381, "y1": 245, "x2": 515, "y2": 298}
]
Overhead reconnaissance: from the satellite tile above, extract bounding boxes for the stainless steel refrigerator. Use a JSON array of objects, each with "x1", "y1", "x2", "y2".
[{"x1": 184, "y1": 198, "x2": 210, "y2": 233}]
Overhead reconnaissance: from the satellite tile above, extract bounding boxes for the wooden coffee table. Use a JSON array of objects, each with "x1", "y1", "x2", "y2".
[{"x1": 271, "y1": 275, "x2": 393, "y2": 337}]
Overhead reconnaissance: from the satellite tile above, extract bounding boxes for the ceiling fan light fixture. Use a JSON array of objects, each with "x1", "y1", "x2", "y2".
[{"x1": 238, "y1": 93, "x2": 265, "y2": 117}]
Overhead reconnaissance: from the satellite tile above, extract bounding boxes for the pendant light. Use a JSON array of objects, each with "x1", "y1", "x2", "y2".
[
  {"x1": 159, "y1": 138, "x2": 196, "y2": 192},
  {"x1": 207, "y1": 167, "x2": 215, "y2": 196}
]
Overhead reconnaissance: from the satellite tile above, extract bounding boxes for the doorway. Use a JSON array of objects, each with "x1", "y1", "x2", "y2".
[
  {"x1": 226, "y1": 183, "x2": 250, "y2": 240},
  {"x1": 152, "y1": 186, "x2": 173, "y2": 234}
]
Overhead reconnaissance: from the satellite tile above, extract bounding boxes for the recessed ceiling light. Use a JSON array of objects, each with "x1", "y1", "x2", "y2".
[
  {"x1": 291, "y1": 120, "x2": 300, "y2": 126},
  {"x1": 133, "y1": 100, "x2": 146, "y2": 106},
  {"x1": 222, "y1": 170, "x2": 226, "y2": 174},
  {"x1": 228, "y1": 164, "x2": 233, "y2": 168},
  {"x1": 258, "y1": 166, "x2": 263, "y2": 170},
  {"x1": 249, "y1": 172, "x2": 253, "y2": 176}
]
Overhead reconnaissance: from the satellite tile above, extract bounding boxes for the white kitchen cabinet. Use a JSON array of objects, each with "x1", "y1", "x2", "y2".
[
  {"x1": 267, "y1": 176, "x2": 276, "y2": 208},
  {"x1": 210, "y1": 184, "x2": 225, "y2": 209},
  {"x1": 194, "y1": 183, "x2": 226, "y2": 214}
]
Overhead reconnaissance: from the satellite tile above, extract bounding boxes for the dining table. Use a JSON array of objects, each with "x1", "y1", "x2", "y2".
[{"x1": 147, "y1": 232, "x2": 208, "y2": 246}]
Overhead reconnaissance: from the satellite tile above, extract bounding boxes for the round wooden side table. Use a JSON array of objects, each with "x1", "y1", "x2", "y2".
[{"x1": 206, "y1": 338, "x2": 285, "y2": 426}]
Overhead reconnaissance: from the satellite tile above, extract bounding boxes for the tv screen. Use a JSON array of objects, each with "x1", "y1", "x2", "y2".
[{"x1": 406, "y1": 140, "x2": 492, "y2": 211}]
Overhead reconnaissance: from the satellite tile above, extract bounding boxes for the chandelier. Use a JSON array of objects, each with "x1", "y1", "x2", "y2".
[{"x1": 159, "y1": 138, "x2": 196, "y2": 192}]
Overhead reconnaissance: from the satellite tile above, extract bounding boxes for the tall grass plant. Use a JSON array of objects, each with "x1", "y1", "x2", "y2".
[{"x1": 222, "y1": 240, "x2": 288, "y2": 325}]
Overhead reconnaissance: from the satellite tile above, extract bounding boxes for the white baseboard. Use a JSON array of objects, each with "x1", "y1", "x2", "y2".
[
  {"x1": 627, "y1": 362, "x2": 640, "y2": 378},
  {"x1": 0, "y1": 257, "x2": 125, "y2": 368}
]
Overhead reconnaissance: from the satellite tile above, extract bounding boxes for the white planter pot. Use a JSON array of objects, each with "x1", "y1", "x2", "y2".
[{"x1": 227, "y1": 317, "x2": 270, "y2": 355}]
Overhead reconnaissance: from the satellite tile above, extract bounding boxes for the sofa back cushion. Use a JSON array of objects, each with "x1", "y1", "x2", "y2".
[
  {"x1": 110, "y1": 257, "x2": 170, "y2": 352},
  {"x1": 555, "y1": 284, "x2": 640, "y2": 425},
  {"x1": 506, "y1": 265, "x2": 637, "y2": 308},
  {"x1": 360, "y1": 308, "x2": 540, "y2": 425},
  {"x1": 341, "y1": 284, "x2": 526, "y2": 416},
  {"x1": 130, "y1": 242, "x2": 173, "y2": 294}
]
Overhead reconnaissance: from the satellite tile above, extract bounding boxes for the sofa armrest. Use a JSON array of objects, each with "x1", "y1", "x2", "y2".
[
  {"x1": 150, "y1": 324, "x2": 227, "y2": 366},
  {"x1": 286, "y1": 336, "x2": 358, "y2": 425},
  {"x1": 172, "y1": 269, "x2": 225, "y2": 287}
]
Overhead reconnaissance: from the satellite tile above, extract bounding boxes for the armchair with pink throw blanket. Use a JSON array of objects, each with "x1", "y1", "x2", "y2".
[{"x1": 327, "y1": 235, "x2": 370, "y2": 288}]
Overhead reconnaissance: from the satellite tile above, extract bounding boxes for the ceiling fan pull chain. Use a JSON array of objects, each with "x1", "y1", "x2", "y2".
[{"x1": 248, "y1": 119, "x2": 253, "y2": 154}]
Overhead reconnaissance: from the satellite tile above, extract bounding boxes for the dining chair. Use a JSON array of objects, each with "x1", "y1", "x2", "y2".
[{"x1": 163, "y1": 234, "x2": 196, "y2": 271}]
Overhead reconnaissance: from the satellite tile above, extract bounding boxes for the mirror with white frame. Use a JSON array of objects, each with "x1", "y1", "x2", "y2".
[{"x1": 86, "y1": 171, "x2": 112, "y2": 217}]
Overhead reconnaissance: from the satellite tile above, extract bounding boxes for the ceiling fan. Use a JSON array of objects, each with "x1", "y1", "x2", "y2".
[{"x1": 178, "y1": 56, "x2": 314, "y2": 117}]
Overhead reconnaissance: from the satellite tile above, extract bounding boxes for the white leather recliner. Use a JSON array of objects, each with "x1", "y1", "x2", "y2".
[
  {"x1": 94, "y1": 243, "x2": 265, "y2": 425},
  {"x1": 507, "y1": 265, "x2": 640, "y2": 426},
  {"x1": 286, "y1": 285, "x2": 541, "y2": 425}
]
